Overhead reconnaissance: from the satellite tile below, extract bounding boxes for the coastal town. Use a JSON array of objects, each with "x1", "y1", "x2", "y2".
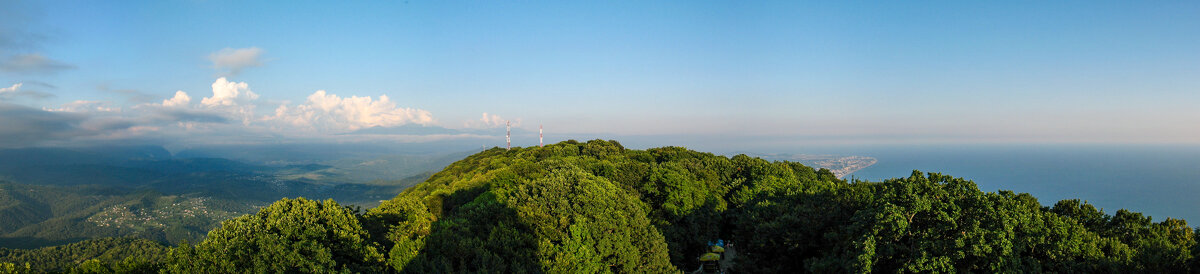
[{"x1": 748, "y1": 153, "x2": 878, "y2": 179}]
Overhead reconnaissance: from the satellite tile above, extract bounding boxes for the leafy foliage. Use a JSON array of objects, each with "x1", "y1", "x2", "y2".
[
  {"x1": 163, "y1": 198, "x2": 384, "y2": 273},
  {"x1": 0, "y1": 182, "x2": 257, "y2": 249},
  {"x1": 0, "y1": 237, "x2": 167, "y2": 273},
  {"x1": 0, "y1": 145, "x2": 462, "y2": 251},
  {"x1": 375, "y1": 140, "x2": 1195, "y2": 273},
  {"x1": 4, "y1": 140, "x2": 1197, "y2": 273}
]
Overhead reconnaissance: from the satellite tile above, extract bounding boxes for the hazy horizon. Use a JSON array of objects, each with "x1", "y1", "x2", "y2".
[
  {"x1": 3, "y1": 3, "x2": 1200, "y2": 270},
  {"x1": 2, "y1": 1, "x2": 1200, "y2": 149}
]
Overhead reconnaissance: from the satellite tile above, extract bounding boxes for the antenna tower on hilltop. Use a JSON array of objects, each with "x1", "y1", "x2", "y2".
[
  {"x1": 539, "y1": 125, "x2": 543, "y2": 147},
  {"x1": 506, "y1": 120, "x2": 511, "y2": 150}
]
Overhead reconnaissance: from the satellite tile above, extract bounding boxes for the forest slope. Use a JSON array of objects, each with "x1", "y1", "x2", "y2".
[{"x1": 7, "y1": 140, "x2": 1199, "y2": 273}]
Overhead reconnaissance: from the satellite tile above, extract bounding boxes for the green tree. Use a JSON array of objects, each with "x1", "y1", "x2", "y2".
[
  {"x1": 13, "y1": 140, "x2": 1189, "y2": 273},
  {"x1": 164, "y1": 198, "x2": 384, "y2": 273}
]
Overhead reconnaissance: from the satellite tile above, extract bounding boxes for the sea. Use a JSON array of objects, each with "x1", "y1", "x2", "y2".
[{"x1": 775, "y1": 144, "x2": 1200, "y2": 225}]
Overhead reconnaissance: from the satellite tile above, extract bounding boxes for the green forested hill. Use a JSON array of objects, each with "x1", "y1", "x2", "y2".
[
  {"x1": 6, "y1": 140, "x2": 1199, "y2": 273},
  {"x1": 0, "y1": 237, "x2": 168, "y2": 273},
  {"x1": 0, "y1": 182, "x2": 257, "y2": 249},
  {"x1": 0, "y1": 147, "x2": 449, "y2": 250}
]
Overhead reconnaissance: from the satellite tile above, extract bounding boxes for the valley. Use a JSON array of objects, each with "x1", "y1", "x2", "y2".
[{"x1": 0, "y1": 145, "x2": 467, "y2": 249}]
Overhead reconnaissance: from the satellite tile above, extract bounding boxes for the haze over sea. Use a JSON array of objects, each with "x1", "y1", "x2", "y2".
[{"x1": 774, "y1": 144, "x2": 1200, "y2": 224}]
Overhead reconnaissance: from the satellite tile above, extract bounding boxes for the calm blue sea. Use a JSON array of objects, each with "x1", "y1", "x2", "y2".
[{"x1": 781, "y1": 144, "x2": 1200, "y2": 225}]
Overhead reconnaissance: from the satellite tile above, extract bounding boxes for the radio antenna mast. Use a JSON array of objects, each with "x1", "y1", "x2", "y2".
[{"x1": 506, "y1": 120, "x2": 511, "y2": 150}]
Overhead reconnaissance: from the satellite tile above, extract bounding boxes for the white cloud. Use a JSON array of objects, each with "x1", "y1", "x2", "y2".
[
  {"x1": 0, "y1": 77, "x2": 460, "y2": 147},
  {"x1": 208, "y1": 47, "x2": 264, "y2": 77},
  {"x1": 0, "y1": 82, "x2": 54, "y2": 100},
  {"x1": 162, "y1": 90, "x2": 191, "y2": 107},
  {"x1": 201, "y1": 77, "x2": 257, "y2": 107},
  {"x1": 0, "y1": 83, "x2": 20, "y2": 93},
  {"x1": 269, "y1": 90, "x2": 434, "y2": 131},
  {"x1": 129, "y1": 88, "x2": 226, "y2": 127},
  {"x1": 198, "y1": 77, "x2": 259, "y2": 125},
  {"x1": 464, "y1": 112, "x2": 516, "y2": 128},
  {"x1": 46, "y1": 100, "x2": 119, "y2": 113}
]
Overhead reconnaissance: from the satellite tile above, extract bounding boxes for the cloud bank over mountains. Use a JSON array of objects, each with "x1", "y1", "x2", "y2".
[
  {"x1": 0, "y1": 45, "x2": 516, "y2": 148},
  {"x1": 463, "y1": 112, "x2": 517, "y2": 129},
  {"x1": 0, "y1": 76, "x2": 508, "y2": 148},
  {"x1": 270, "y1": 90, "x2": 435, "y2": 131}
]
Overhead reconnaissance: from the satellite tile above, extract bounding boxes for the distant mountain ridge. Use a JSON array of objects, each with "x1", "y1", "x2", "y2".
[{"x1": 0, "y1": 145, "x2": 467, "y2": 249}]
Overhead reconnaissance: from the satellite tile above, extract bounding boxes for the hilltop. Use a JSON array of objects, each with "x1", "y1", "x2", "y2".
[{"x1": 5, "y1": 140, "x2": 1198, "y2": 273}]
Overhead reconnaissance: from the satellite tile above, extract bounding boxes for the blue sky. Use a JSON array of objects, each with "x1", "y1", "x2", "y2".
[{"x1": 1, "y1": 1, "x2": 1199, "y2": 147}]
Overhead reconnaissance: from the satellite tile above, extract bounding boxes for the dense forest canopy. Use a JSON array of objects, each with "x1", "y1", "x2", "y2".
[
  {"x1": 2, "y1": 140, "x2": 1197, "y2": 273},
  {"x1": 0, "y1": 146, "x2": 459, "y2": 252}
]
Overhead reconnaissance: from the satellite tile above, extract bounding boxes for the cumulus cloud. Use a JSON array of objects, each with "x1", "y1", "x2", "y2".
[
  {"x1": 269, "y1": 90, "x2": 434, "y2": 131},
  {"x1": 144, "y1": 90, "x2": 227, "y2": 124},
  {"x1": 200, "y1": 77, "x2": 259, "y2": 125},
  {"x1": 208, "y1": 47, "x2": 264, "y2": 77},
  {"x1": 201, "y1": 77, "x2": 258, "y2": 106},
  {"x1": 0, "y1": 53, "x2": 75, "y2": 75},
  {"x1": 162, "y1": 90, "x2": 191, "y2": 107},
  {"x1": 0, "y1": 76, "x2": 457, "y2": 147},
  {"x1": 464, "y1": 112, "x2": 517, "y2": 129}
]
